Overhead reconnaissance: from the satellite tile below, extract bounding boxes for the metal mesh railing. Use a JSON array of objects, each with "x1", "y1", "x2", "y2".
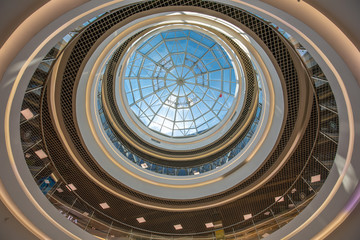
[{"x1": 18, "y1": 0, "x2": 338, "y2": 239}]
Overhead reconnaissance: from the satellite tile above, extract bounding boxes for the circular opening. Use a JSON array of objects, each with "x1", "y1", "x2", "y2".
[{"x1": 122, "y1": 29, "x2": 239, "y2": 138}]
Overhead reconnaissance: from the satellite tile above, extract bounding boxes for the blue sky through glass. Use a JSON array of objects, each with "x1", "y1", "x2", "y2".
[{"x1": 123, "y1": 29, "x2": 238, "y2": 137}]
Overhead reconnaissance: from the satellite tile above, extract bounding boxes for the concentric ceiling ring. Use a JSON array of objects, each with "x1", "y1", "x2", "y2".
[
  {"x1": 72, "y1": 9, "x2": 287, "y2": 201},
  {"x1": 120, "y1": 27, "x2": 239, "y2": 139},
  {"x1": 110, "y1": 23, "x2": 248, "y2": 155},
  {"x1": 3, "y1": 0, "x2": 351, "y2": 237},
  {"x1": 96, "y1": 24, "x2": 262, "y2": 175}
]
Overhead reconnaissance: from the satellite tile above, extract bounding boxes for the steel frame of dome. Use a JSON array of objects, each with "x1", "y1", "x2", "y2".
[
  {"x1": 0, "y1": 1, "x2": 359, "y2": 240},
  {"x1": 121, "y1": 27, "x2": 239, "y2": 138}
]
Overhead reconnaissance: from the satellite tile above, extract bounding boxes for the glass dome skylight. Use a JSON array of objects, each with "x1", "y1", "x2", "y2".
[{"x1": 123, "y1": 29, "x2": 238, "y2": 137}]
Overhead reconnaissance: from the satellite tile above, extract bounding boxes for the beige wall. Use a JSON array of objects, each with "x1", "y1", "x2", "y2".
[{"x1": 0, "y1": 0, "x2": 358, "y2": 239}]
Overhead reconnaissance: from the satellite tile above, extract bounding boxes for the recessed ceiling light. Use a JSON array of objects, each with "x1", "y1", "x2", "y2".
[
  {"x1": 243, "y1": 213, "x2": 252, "y2": 220},
  {"x1": 275, "y1": 196, "x2": 284, "y2": 202},
  {"x1": 83, "y1": 212, "x2": 89, "y2": 216},
  {"x1": 311, "y1": 174, "x2": 321, "y2": 183},
  {"x1": 141, "y1": 163, "x2": 148, "y2": 168},
  {"x1": 136, "y1": 217, "x2": 146, "y2": 223},
  {"x1": 56, "y1": 188, "x2": 63, "y2": 193},
  {"x1": 205, "y1": 222, "x2": 214, "y2": 228},
  {"x1": 264, "y1": 211, "x2": 270, "y2": 216},
  {"x1": 99, "y1": 202, "x2": 110, "y2": 209},
  {"x1": 21, "y1": 108, "x2": 34, "y2": 120},
  {"x1": 291, "y1": 188, "x2": 297, "y2": 193},
  {"x1": 35, "y1": 149, "x2": 47, "y2": 159},
  {"x1": 65, "y1": 183, "x2": 77, "y2": 191},
  {"x1": 174, "y1": 224, "x2": 183, "y2": 230},
  {"x1": 288, "y1": 203, "x2": 295, "y2": 208}
]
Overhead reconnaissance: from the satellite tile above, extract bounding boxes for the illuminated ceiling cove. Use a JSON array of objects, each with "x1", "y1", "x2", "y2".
[{"x1": 3, "y1": 0, "x2": 359, "y2": 240}]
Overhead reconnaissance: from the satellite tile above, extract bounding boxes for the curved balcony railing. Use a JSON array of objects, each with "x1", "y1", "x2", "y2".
[
  {"x1": 19, "y1": 4, "x2": 338, "y2": 240},
  {"x1": 96, "y1": 66, "x2": 263, "y2": 176}
]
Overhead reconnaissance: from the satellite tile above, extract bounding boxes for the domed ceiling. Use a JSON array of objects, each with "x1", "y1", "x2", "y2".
[
  {"x1": 122, "y1": 28, "x2": 238, "y2": 138},
  {"x1": 15, "y1": 0, "x2": 342, "y2": 239}
]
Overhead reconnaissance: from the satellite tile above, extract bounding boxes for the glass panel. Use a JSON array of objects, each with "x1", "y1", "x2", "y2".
[{"x1": 123, "y1": 29, "x2": 239, "y2": 137}]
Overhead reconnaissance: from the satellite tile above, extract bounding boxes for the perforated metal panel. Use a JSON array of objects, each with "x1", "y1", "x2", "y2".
[
  {"x1": 48, "y1": 0, "x2": 304, "y2": 232},
  {"x1": 19, "y1": 0, "x2": 339, "y2": 237}
]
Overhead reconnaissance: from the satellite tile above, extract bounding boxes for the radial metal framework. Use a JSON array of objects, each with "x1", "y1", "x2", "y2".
[{"x1": 123, "y1": 29, "x2": 238, "y2": 137}]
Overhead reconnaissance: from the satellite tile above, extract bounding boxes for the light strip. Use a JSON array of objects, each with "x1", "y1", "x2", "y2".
[
  {"x1": 1, "y1": 0, "x2": 132, "y2": 239},
  {"x1": 84, "y1": 24, "x2": 287, "y2": 208},
  {"x1": 86, "y1": 13, "x2": 274, "y2": 182},
  {"x1": 229, "y1": 0, "x2": 357, "y2": 239},
  {"x1": 46, "y1": 9, "x2": 281, "y2": 210}
]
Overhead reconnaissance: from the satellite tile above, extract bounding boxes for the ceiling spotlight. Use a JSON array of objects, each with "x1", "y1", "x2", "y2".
[
  {"x1": 21, "y1": 108, "x2": 34, "y2": 120},
  {"x1": 205, "y1": 222, "x2": 214, "y2": 228},
  {"x1": 136, "y1": 217, "x2": 146, "y2": 223},
  {"x1": 243, "y1": 213, "x2": 252, "y2": 220},
  {"x1": 275, "y1": 196, "x2": 284, "y2": 202},
  {"x1": 311, "y1": 174, "x2": 321, "y2": 183},
  {"x1": 35, "y1": 149, "x2": 48, "y2": 159},
  {"x1": 174, "y1": 224, "x2": 183, "y2": 230},
  {"x1": 99, "y1": 202, "x2": 110, "y2": 209}
]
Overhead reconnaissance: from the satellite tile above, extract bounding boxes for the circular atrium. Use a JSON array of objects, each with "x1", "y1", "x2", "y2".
[
  {"x1": 121, "y1": 28, "x2": 239, "y2": 138},
  {"x1": 0, "y1": 1, "x2": 359, "y2": 240}
]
